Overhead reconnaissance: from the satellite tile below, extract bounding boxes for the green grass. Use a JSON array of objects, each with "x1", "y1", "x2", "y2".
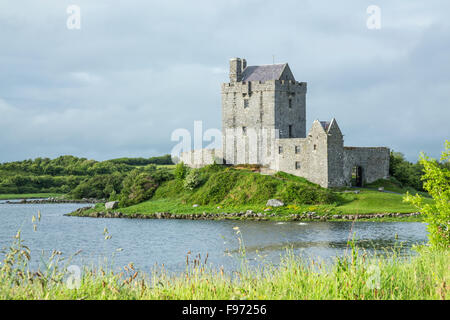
[
  {"x1": 156, "y1": 164, "x2": 176, "y2": 170},
  {"x1": 82, "y1": 188, "x2": 431, "y2": 220},
  {"x1": 155, "y1": 166, "x2": 335, "y2": 206},
  {"x1": 334, "y1": 190, "x2": 433, "y2": 214},
  {"x1": 0, "y1": 193, "x2": 63, "y2": 200},
  {"x1": 1, "y1": 229, "x2": 448, "y2": 299},
  {"x1": 365, "y1": 178, "x2": 430, "y2": 197}
]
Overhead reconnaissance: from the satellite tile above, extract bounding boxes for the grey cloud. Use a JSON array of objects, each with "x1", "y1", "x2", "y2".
[{"x1": 0, "y1": 0, "x2": 449, "y2": 162}]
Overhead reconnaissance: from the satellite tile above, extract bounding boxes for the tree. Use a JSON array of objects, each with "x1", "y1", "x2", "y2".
[
  {"x1": 119, "y1": 171, "x2": 158, "y2": 207},
  {"x1": 404, "y1": 140, "x2": 450, "y2": 249},
  {"x1": 117, "y1": 167, "x2": 173, "y2": 207},
  {"x1": 390, "y1": 151, "x2": 424, "y2": 191}
]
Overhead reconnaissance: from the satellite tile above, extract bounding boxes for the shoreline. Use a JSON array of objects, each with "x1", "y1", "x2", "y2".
[
  {"x1": 3, "y1": 198, "x2": 104, "y2": 204},
  {"x1": 2, "y1": 197, "x2": 423, "y2": 222},
  {"x1": 66, "y1": 206, "x2": 422, "y2": 222}
]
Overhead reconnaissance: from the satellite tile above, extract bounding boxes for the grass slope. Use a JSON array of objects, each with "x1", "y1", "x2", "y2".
[
  {"x1": 366, "y1": 178, "x2": 430, "y2": 197},
  {"x1": 86, "y1": 165, "x2": 432, "y2": 218},
  {"x1": 335, "y1": 190, "x2": 428, "y2": 214},
  {"x1": 152, "y1": 165, "x2": 336, "y2": 206}
]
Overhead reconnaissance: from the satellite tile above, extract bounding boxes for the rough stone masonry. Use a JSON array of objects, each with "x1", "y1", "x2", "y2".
[{"x1": 179, "y1": 57, "x2": 390, "y2": 188}]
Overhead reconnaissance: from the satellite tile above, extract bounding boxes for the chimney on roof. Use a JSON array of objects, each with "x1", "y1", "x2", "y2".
[
  {"x1": 229, "y1": 58, "x2": 246, "y2": 82},
  {"x1": 242, "y1": 58, "x2": 247, "y2": 70}
]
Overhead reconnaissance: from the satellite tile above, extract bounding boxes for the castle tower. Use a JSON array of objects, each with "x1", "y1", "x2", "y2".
[{"x1": 221, "y1": 57, "x2": 307, "y2": 165}]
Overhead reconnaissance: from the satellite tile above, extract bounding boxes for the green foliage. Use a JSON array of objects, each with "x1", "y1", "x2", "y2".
[
  {"x1": 190, "y1": 169, "x2": 241, "y2": 204},
  {"x1": 0, "y1": 155, "x2": 173, "y2": 197},
  {"x1": 174, "y1": 162, "x2": 188, "y2": 180},
  {"x1": 366, "y1": 177, "x2": 430, "y2": 197},
  {"x1": 404, "y1": 141, "x2": 450, "y2": 249},
  {"x1": 389, "y1": 151, "x2": 424, "y2": 191},
  {"x1": 0, "y1": 155, "x2": 132, "y2": 177},
  {"x1": 153, "y1": 166, "x2": 337, "y2": 207},
  {"x1": 119, "y1": 172, "x2": 159, "y2": 207},
  {"x1": 0, "y1": 174, "x2": 84, "y2": 194},
  {"x1": 278, "y1": 181, "x2": 335, "y2": 205},
  {"x1": 183, "y1": 169, "x2": 201, "y2": 190},
  {"x1": 223, "y1": 172, "x2": 278, "y2": 205},
  {"x1": 0, "y1": 193, "x2": 63, "y2": 200},
  {"x1": 118, "y1": 166, "x2": 173, "y2": 207},
  {"x1": 336, "y1": 189, "x2": 433, "y2": 214},
  {"x1": 107, "y1": 154, "x2": 173, "y2": 166},
  {"x1": 274, "y1": 171, "x2": 316, "y2": 185},
  {"x1": 153, "y1": 180, "x2": 184, "y2": 199},
  {"x1": 68, "y1": 172, "x2": 125, "y2": 200}
]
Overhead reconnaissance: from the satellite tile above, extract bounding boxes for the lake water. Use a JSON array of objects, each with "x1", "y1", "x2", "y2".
[{"x1": 0, "y1": 200, "x2": 428, "y2": 273}]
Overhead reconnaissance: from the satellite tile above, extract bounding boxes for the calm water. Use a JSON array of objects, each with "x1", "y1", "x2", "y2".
[{"x1": 0, "y1": 200, "x2": 428, "y2": 273}]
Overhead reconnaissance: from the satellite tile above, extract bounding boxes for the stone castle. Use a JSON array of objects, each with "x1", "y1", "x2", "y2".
[{"x1": 179, "y1": 57, "x2": 390, "y2": 188}]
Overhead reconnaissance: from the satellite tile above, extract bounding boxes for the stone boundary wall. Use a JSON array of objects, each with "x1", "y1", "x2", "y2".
[{"x1": 343, "y1": 146, "x2": 390, "y2": 185}]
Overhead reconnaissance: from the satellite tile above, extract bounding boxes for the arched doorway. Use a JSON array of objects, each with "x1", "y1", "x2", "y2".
[{"x1": 351, "y1": 166, "x2": 363, "y2": 187}]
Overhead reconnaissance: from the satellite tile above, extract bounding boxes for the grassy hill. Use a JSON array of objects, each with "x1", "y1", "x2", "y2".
[
  {"x1": 152, "y1": 165, "x2": 336, "y2": 206},
  {"x1": 83, "y1": 163, "x2": 431, "y2": 218}
]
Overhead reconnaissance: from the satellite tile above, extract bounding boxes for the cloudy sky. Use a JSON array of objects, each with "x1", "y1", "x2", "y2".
[{"x1": 0, "y1": 0, "x2": 448, "y2": 163}]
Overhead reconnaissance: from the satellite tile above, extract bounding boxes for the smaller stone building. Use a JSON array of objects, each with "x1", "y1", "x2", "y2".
[{"x1": 179, "y1": 58, "x2": 390, "y2": 188}]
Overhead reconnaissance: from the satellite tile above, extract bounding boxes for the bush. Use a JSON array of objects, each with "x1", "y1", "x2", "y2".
[
  {"x1": 183, "y1": 169, "x2": 201, "y2": 190},
  {"x1": 107, "y1": 154, "x2": 173, "y2": 166},
  {"x1": 119, "y1": 172, "x2": 159, "y2": 207},
  {"x1": 390, "y1": 152, "x2": 424, "y2": 191},
  {"x1": 174, "y1": 162, "x2": 188, "y2": 180},
  {"x1": 68, "y1": 173, "x2": 125, "y2": 199},
  {"x1": 404, "y1": 140, "x2": 450, "y2": 249},
  {"x1": 118, "y1": 167, "x2": 174, "y2": 207}
]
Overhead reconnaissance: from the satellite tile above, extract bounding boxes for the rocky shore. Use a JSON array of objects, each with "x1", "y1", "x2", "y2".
[
  {"x1": 5, "y1": 198, "x2": 104, "y2": 204},
  {"x1": 67, "y1": 207, "x2": 421, "y2": 221}
]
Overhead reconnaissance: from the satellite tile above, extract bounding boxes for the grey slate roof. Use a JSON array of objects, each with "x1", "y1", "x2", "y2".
[
  {"x1": 241, "y1": 64, "x2": 287, "y2": 82},
  {"x1": 320, "y1": 121, "x2": 331, "y2": 131}
]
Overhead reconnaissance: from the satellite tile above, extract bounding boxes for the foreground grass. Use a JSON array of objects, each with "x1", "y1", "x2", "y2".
[
  {"x1": 1, "y1": 240, "x2": 448, "y2": 299},
  {"x1": 0, "y1": 193, "x2": 63, "y2": 200}
]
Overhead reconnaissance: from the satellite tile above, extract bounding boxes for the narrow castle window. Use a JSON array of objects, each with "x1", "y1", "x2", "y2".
[
  {"x1": 288, "y1": 99, "x2": 292, "y2": 109},
  {"x1": 242, "y1": 126, "x2": 247, "y2": 135},
  {"x1": 295, "y1": 146, "x2": 301, "y2": 154},
  {"x1": 313, "y1": 144, "x2": 317, "y2": 151},
  {"x1": 288, "y1": 125, "x2": 293, "y2": 138},
  {"x1": 295, "y1": 161, "x2": 301, "y2": 170},
  {"x1": 278, "y1": 146, "x2": 283, "y2": 154},
  {"x1": 244, "y1": 99, "x2": 249, "y2": 108}
]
